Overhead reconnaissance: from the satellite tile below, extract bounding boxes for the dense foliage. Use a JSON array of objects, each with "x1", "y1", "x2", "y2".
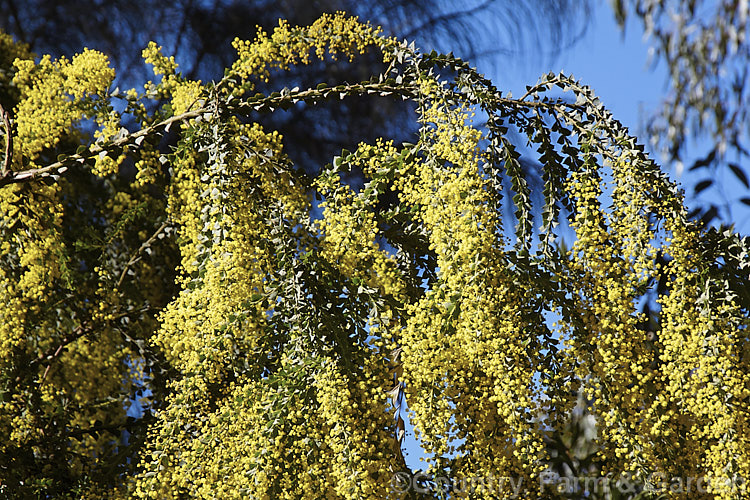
[{"x1": 0, "y1": 13, "x2": 748, "y2": 499}]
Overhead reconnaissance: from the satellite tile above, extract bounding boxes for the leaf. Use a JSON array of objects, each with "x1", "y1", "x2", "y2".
[
  {"x1": 728, "y1": 163, "x2": 749, "y2": 188},
  {"x1": 688, "y1": 149, "x2": 716, "y2": 171},
  {"x1": 699, "y1": 205, "x2": 719, "y2": 225},
  {"x1": 694, "y1": 179, "x2": 713, "y2": 194}
]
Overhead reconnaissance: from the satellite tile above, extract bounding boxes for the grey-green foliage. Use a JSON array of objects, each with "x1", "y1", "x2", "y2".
[{"x1": 612, "y1": 0, "x2": 750, "y2": 226}]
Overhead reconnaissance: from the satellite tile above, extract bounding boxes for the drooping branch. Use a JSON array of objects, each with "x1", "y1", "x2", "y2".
[
  {"x1": 16, "y1": 307, "x2": 155, "y2": 385},
  {"x1": 19, "y1": 323, "x2": 87, "y2": 385},
  {"x1": 0, "y1": 51, "x2": 604, "y2": 195},
  {"x1": 0, "y1": 108, "x2": 206, "y2": 188},
  {"x1": 0, "y1": 80, "x2": 418, "y2": 188},
  {"x1": 116, "y1": 221, "x2": 170, "y2": 290}
]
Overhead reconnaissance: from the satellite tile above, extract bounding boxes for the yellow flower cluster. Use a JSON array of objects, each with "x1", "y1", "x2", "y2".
[
  {"x1": 314, "y1": 357, "x2": 398, "y2": 498},
  {"x1": 317, "y1": 163, "x2": 405, "y2": 299},
  {"x1": 139, "y1": 41, "x2": 186, "y2": 110},
  {"x1": 155, "y1": 124, "x2": 289, "y2": 380},
  {"x1": 63, "y1": 49, "x2": 115, "y2": 99},
  {"x1": 142, "y1": 41, "x2": 207, "y2": 116},
  {"x1": 92, "y1": 151, "x2": 127, "y2": 177},
  {"x1": 0, "y1": 30, "x2": 31, "y2": 68},
  {"x1": 164, "y1": 119, "x2": 304, "y2": 278},
  {"x1": 142, "y1": 41, "x2": 178, "y2": 77},
  {"x1": 0, "y1": 182, "x2": 133, "y2": 486},
  {"x1": 0, "y1": 30, "x2": 32, "y2": 105},
  {"x1": 13, "y1": 56, "x2": 74, "y2": 158},
  {"x1": 0, "y1": 183, "x2": 64, "y2": 365},
  {"x1": 655, "y1": 215, "x2": 749, "y2": 498},
  {"x1": 393, "y1": 87, "x2": 547, "y2": 492},
  {"x1": 0, "y1": 34, "x2": 153, "y2": 496},
  {"x1": 564, "y1": 159, "x2": 658, "y2": 471},
  {"x1": 93, "y1": 109, "x2": 122, "y2": 142},
  {"x1": 132, "y1": 147, "x2": 163, "y2": 188},
  {"x1": 561, "y1": 150, "x2": 750, "y2": 497},
  {"x1": 230, "y1": 12, "x2": 386, "y2": 89},
  {"x1": 164, "y1": 146, "x2": 202, "y2": 273},
  {"x1": 13, "y1": 49, "x2": 114, "y2": 163},
  {"x1": 135, "y1": 116, "x2": 314, "y2": 494},
  {"x1": 131, "y1": 17, "x2": 411, "y2": 497},
  {"x1": 170, "y1": 79, "x2": 204, "y2": 115},
  {"x1": 136, "y1": 352, "x2": 397, "y2": 499}
]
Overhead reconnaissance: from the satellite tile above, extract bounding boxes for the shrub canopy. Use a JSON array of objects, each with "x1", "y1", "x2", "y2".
[{"x1": 0, "y1": 13, "x2": 748, "y2": 499}]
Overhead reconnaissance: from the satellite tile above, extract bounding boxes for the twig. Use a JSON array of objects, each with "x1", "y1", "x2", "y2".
[
  {"x1": 0, "y1": 81, "x2": 415, "y2": 188},
  {"x1": 0, "y1": 77, "x2": 585, "y2": 189},
  {"x1": 35, "y1": 325, "x2": 86, "y2": 368},
  {"x1": 19, "y1": 307, "x2": 153, "y2": 385},
  {"x1": 0, "y1": 108, "x2": 206, "y2": 188},
  {"x1": 0, "y1": 103, "x2": 12, "y2": 179},
  {"x1": 116, "y1": 221, "x2": 169, "y2": 289},
  {"x1": 232, "y1": 81, "x2": 419, "y2": 115},
  {"x1": 34, "y1": 325, "x2": 86, "y2": 386},
  {"x1": 66, "y1": 419, "x2": 147, "y2": 439}
]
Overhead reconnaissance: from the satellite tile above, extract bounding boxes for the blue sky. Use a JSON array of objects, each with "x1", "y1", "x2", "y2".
[
  {"x1": 489, "y1": 1, "x2": 750, "y2": 234},
  {"x1": 498, "y1": 1, "x2": 666, "y2": 144}
]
